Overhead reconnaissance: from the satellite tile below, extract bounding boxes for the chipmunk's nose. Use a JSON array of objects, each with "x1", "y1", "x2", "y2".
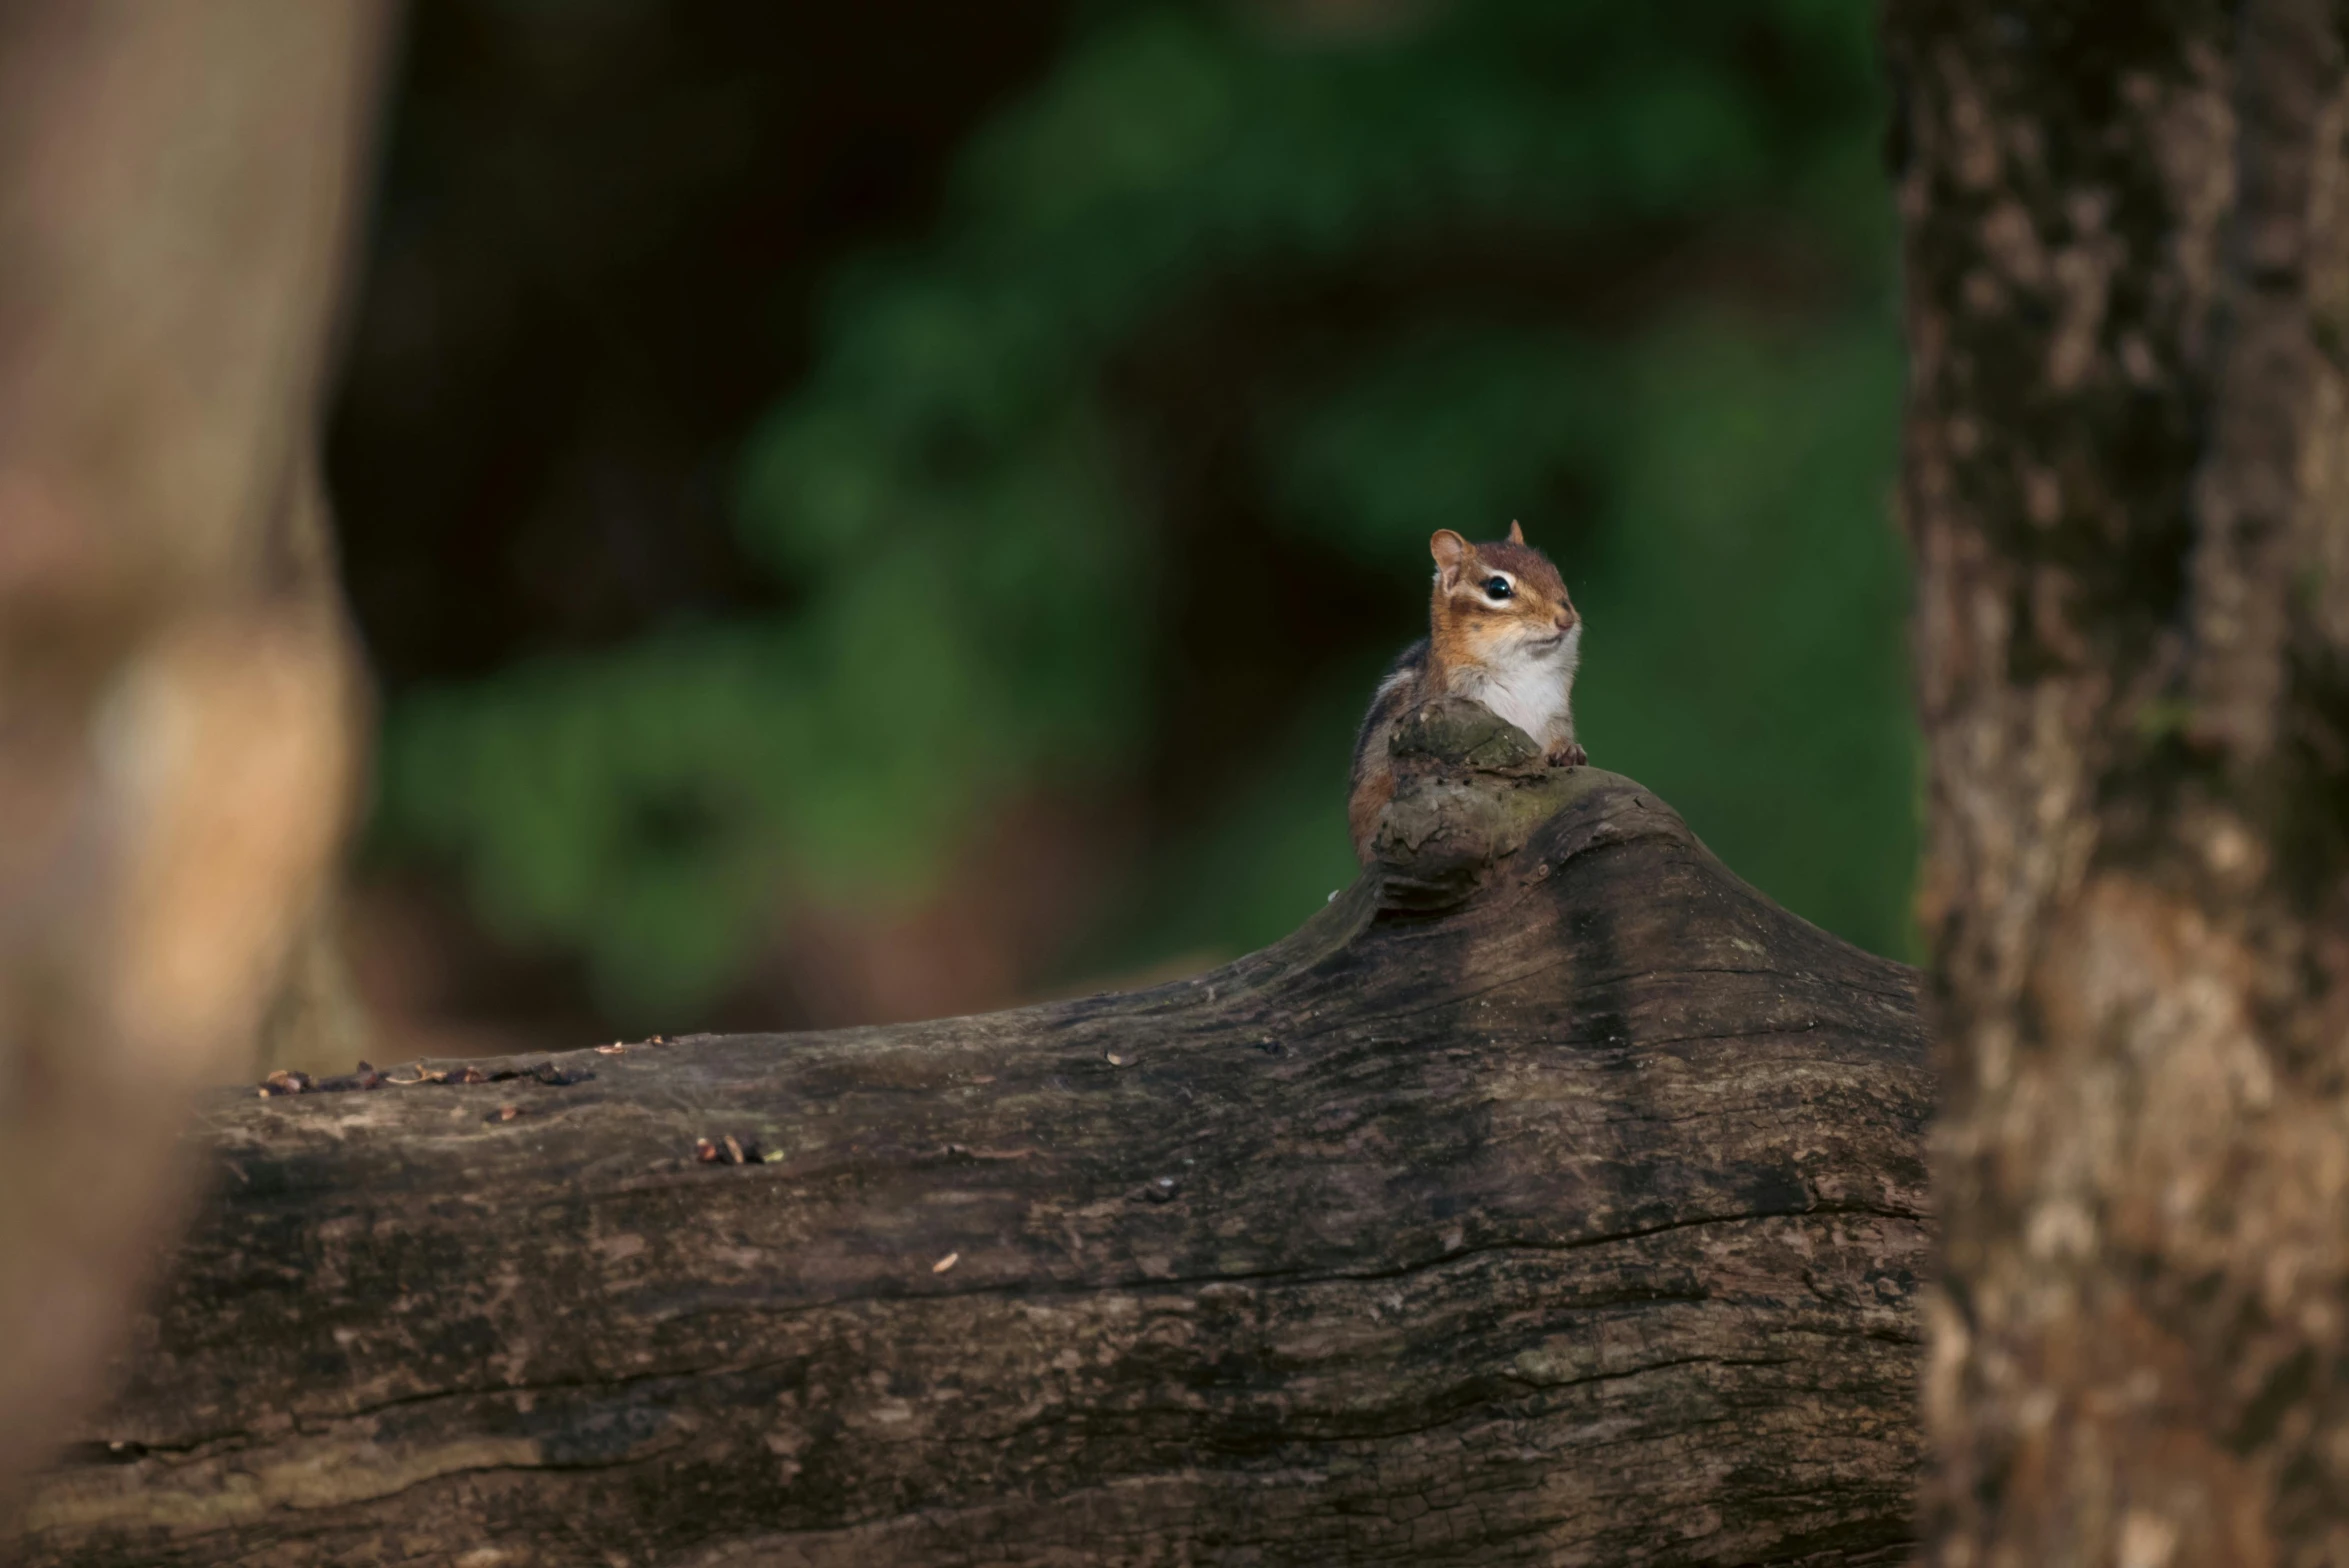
[{"x1": 1555, "y1": 608, "x2": 1579, "y2": 634}]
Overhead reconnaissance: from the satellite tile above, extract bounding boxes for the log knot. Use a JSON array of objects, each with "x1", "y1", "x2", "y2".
[
  {"x1": 1388, "y1": 697, "x2": 1547, "y2": 773},
  {"x1": 1370, "y1": 695, "x2": 1591, "y2": 912}
]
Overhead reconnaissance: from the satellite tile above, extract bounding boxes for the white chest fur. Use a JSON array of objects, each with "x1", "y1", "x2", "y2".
[{"x1": 1447, "y1": 625, "x2": 1580, "y2": 748}]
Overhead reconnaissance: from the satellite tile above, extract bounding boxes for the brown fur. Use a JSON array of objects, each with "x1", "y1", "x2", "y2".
[
  {"x1": 1426, "y1": 537, "x2": 1575, "y2": 684},
  {"x1": 1348, "y1": 527, "x2": 1583, "y2": 864}
]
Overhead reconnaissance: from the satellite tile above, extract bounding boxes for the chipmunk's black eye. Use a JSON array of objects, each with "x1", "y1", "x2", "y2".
[{"x1": 1483, "y1": 576, "x2": 1513, "y2": 599}]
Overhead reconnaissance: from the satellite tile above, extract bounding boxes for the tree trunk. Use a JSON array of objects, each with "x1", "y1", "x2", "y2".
[
  {"x1": 1890, "y1": 1, "x2": 2349, "y2": 1560},
  {"x1": 13, "y1": 706, "x2": 1930, "y2": 1567},
  {"x1": 0, "y1": 1, "x2": 387, "y2": 1502}
]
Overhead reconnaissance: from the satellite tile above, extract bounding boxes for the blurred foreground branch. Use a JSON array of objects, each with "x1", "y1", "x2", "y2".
[
  {"x1": 0, "y1": 0, "x2": 386, "y2": 1496},
  {"x1": 18, "y1": 717, "x2": 1929, "y2": 1566}
]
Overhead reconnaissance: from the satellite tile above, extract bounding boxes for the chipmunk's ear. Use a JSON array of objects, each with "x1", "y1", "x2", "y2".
[
  {"x1": 1429, "y1": 529, "x2": 1469, "y2": 589},
  {"x1": 1508, "y1": 519, "x2": 1525, "y2": 545}
]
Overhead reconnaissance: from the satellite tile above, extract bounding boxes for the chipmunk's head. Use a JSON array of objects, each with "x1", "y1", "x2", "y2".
[{"x1": 1427, "y1": 521, "x2": 1581, "y2": 676}]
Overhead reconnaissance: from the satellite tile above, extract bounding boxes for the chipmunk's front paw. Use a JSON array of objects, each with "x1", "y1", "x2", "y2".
[{"x1": 1548, "y1": 741, "x2": 1587, "y2": 769}]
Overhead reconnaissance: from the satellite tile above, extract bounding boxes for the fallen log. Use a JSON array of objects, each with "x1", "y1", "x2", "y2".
[{"x1": 16, "y1": 701, "x2": 1930, "y2": 1566}]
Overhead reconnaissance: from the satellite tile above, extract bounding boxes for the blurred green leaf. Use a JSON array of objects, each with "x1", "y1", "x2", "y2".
[{"x1": 374, "y1": 0, "x2": 1912, "y2": 1021}]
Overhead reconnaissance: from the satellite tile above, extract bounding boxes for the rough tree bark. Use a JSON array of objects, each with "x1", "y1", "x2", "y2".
[
  {"x1": 0, "y1": 0, "x2": 388, "y2": 1501},
  {"x1": 1890, "y1": 1, "x2": 2349, "y2": 1561},
  {"x1": 13, "y1": 705, "x2": 1929, "y2": 1567}
]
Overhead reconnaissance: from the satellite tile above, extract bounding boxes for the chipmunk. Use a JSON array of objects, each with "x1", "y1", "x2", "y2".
[{"x1": 1347, "y1": 521, "x2": 1584, "y2": 863}]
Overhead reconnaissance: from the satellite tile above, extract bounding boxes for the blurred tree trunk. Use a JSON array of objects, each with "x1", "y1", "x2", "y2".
[
  {"x1": 1890, "y1": 1, "x2": 2349, "y2": 1559},
  {"x1": 0, "y1": 1, "x2": 387, "y2": 1498}
]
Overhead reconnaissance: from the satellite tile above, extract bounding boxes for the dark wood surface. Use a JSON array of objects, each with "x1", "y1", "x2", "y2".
[{"x1": 19, "y1": 709, "x2": 1929, "y2": 1566}]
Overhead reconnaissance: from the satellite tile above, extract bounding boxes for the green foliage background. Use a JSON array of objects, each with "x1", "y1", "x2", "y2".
[{"x1": 378, "y1": 0, "x2": 1914, "y2": 1020}]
